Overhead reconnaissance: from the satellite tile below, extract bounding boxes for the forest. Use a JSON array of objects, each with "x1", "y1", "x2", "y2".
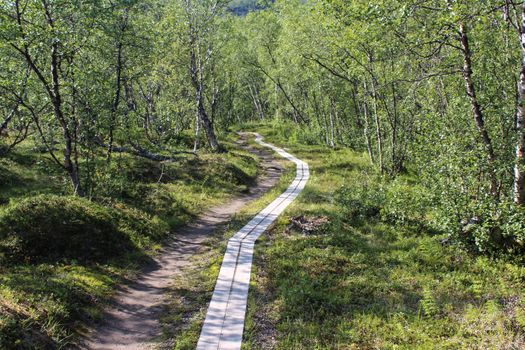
[{"x1": 2, "y1": 0, "x2": 525, "y2": 349}]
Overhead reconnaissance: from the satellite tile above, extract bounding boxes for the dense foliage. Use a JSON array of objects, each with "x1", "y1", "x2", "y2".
[
  {"x1": 3, "y1": 0, "x2": 525, "y2": 347},
  {"x1": 4, "y1": 0, "x2": 524, "y2": 253},
  {"x1": 221, "y1": 1, "x2": 525, "y2": 254}
]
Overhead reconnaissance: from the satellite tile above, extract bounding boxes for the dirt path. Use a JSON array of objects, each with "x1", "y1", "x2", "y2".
[{"x1": 80, "y1": 136, "x2": 283, "y2": 350}]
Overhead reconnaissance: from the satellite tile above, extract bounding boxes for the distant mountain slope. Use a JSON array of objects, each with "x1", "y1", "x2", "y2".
[{"x1": 228, "y1": 0, "x2": 272, "y2": 16}]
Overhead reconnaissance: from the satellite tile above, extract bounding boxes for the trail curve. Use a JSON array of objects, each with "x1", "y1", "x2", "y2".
[{"x1": 197, "y1": 133, "x2": 309, "y2": 350}]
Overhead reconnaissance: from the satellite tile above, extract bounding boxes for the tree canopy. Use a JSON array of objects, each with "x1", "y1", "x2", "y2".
[{"x1": 2, "y1": 0, "x2": 525, "y2": 251}]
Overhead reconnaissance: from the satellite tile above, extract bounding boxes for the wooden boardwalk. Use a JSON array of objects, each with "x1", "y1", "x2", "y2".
[{"x1": 196, "y1": 134, "x2": 309, "y2": 350}]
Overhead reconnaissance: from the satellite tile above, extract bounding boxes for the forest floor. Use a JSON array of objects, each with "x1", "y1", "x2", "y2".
[
  {"x1": 80, "y1": 134, "x2": 284, "y2": 349},
  {"x1": 0, "y1": 133, "x2": 276, "y2": 349},
  {"x1": 240, "y1": 124, "x2": 525, "y2": 350},
  {"x1": 4, "y1": 127, "x2": 525, "y2": 350},
  {"x1": 137, "y1": 124, "x2": 525, "y2": 350}
]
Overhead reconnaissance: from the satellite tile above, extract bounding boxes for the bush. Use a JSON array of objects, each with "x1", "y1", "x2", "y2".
[
  {"x1": 335, "y1": 179, "x2": 386, "y2": 220},
  {"x1": 335, "y1": 176, "x2": 435, "y2": 233},
  {"x1": 0, "y1": 195, "x2": 168, "y2": 264},
  {"x1": 381, "y1": 180, "x2": 432, "y2": 228},
  {"x1": 460, "y1": 201, "x2": 525, "y2": 254}
]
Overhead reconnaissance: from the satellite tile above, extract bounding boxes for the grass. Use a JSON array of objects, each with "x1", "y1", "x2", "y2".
[
  {"x1": 4, "y1": 126, "x2": 525, "y2": 349},
  {"x1": 237, "y1": 123, "x2": 525, "y2": 350},
  {"x1": 0, "y1": 136, "x2": 260, "y2": 349}
]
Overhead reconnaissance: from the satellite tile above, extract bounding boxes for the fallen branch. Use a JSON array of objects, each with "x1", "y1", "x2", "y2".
[
  {"x1": 285, "y1": 215, "x2": 330, "y2": 235},
  {"x1": 94, "y1": 137, "x2": 196, "y2": 162}
]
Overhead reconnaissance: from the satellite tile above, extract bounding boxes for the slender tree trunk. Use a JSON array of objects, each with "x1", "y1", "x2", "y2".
[
  {"x1": 0, "y1": 107, "x2": 17, "y2": 136},
  {"x1": 41, "y1": 0, "x2": 84, "y2": 196},
  {"x1": 514, "y1": 3, "x2": 525, "y2": 205},
  {"x1": 362, "y1": 98, "x2": 374, "y2": 164},
  {"x1": 255, "y1": 87, "x2": 265, "y2": 119},
  {"x1": 254, "y1": 86, "x2": 265, "y2": 120},
  {"x1": 198, "y1": 97, "x2": 221, "y2": 151},
  {"x1": 311, "y1": 93, "x2": 320, "y2": 140},
  {"x1": 329, "y1": 97, "x2": 336, "y2": 148},
  {"x1": 107, "y1": 9, "x2": 128, "y2": 163},
  {"x1": 321, "y1": 99, "x2": 330, "y2": 146},
  {"x1": 390, "y1": 81, "x2": 400, "y2": 173},
  {"x1": 14, "y1": 1, "x2": 83, "y2": 194},
  {"x1": 107, "y1": 40, "x2": 123, "y2": 163},
  {"x1": 368, "y1": 77, "x2": 384, "y2": 173},
  {"x1": 190, "y1": 44, "x2": 221, "y2": 153},
  {"x1": 195, "y1": 78, "x2": 220, "y2": 152},
  {"x1": 193, "y1": 101, "x2": 201, "y2": 152},
  {"x1": 354, "y1": 82, "x2": 374, "y2": 163},
  {"x1": 459, "y1": 22, "x2": 498, "y2": 198},
  {"x1": 50, "y1": 51, "x2": 83, "y2": 195}
]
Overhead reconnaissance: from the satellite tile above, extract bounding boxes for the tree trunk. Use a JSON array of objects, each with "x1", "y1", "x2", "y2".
[
  {"x1": 41, "y1": 1, "x2": 84, "y2": 196},
  {"x1": 249, "y1": 84, "x2": 265, "y2": 120},
  {"x1": 0, "y1": 107, "x2": 17, "y2": 136},
  {"x1": 198, "y1": 98, "x2": 221, "y2": 152},
  {"x1": 354, "y1": 82, "x2": 374, "y2": 163},
  {"x1": 107, "y1": 10, "x2": 127, "y2": 163},
  {"x1": 368, "y1": 77, "x2": 384, "y2": 173},
  {"x1": 459, "y1": 22, "x2": 498, "y2": 198},
  {"x1": 514, "y1": 3, "x2": 525, "y2": 205},
  {"x1": 190, "y1": 44, "x2": 222, "y2": 153},
  {"x1": 329, "y1": 97, "x2": 336, "y2": 148},
  {"x1": 390, "y1": 80, "x2": 400, "y2": 173},
  {"x1": 107, "y1": 40, "x2": 123, "y2": 163},
  {"x1": 193, "y1": 112, "x2": 201, "y2": 152},
  {"x1": 51, "y1": 50, "x2": 83, "y2": 196},
  {"x1": 13, "y1": 0, "x2": 84, "y2": 195},
  {"x1": 362, "y1": 97, "x2": 374, "y2": 164}
]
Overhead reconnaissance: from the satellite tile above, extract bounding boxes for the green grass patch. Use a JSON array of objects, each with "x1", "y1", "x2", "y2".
[{"x1": 241, "y1": 126, "x2": 525, "y2": 350}]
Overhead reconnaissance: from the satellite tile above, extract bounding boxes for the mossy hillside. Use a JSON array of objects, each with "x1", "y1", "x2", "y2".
[{"x1": 0, "y1": 195, "x2": 168, "y2": 264}]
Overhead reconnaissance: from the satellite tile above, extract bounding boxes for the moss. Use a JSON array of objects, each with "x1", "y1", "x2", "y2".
[{"x1": 0, "y1": 195, "x2": 168, "y2": 265}]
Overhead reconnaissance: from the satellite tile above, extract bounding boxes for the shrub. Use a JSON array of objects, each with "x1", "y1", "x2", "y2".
[
  {"x1": 335, "y1": 179, "x2": 386, "y2": 220},
  {"x1": 381, "y1": 180, "x2": 432, "y2": 228},
  {"x1": 465, "y1": 201, "x2": 525, "y2": 254},
  {"x1": 0, "y1": 195, "x2": 168, "y2": 264}
]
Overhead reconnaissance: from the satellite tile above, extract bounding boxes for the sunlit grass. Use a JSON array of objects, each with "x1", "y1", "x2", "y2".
[{"x1": 240, "y1": 128, "x2": 525, "y2": 350}]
